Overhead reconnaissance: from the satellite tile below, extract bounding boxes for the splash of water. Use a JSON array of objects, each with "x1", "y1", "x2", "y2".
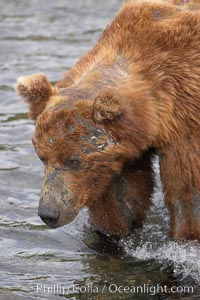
[
  {"x1": 122, "y1": 239, "x2": 200, "y2": 282},
  {"x1": 121, "y1": 158, "x2": 200, "y2": 283}
]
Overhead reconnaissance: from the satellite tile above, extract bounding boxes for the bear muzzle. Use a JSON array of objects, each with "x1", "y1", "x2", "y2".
[
  {"x1": 38, "y1": 189, "x2": 81, "y2": 228},
  {"x1": 38, "y1": 199, "x2": 60, "y2": 228}
]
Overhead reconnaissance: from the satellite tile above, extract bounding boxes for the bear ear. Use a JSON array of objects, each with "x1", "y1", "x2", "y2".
[
  {"x1": 92, "y1": 89, "x2": 122, "y2": 122},
  {"x1": 16, "y1": 73, "x2": 56, "y2": 120}
]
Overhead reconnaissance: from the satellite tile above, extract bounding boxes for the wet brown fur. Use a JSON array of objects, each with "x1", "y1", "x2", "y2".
[
  {"x1": 33, "y1": 105, "x2": 153, "y2": 235},
  {"x1": 17, "y1": 0, "x2": 200, "y2": 239}
]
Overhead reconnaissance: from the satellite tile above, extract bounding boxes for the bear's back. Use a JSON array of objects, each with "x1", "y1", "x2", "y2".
[
  {"x1": 105, "y1": 0, "x2": 200, "y2": 53},
  {"x1": 126, "y1": 0, "x2": 200, "y2": 10}
]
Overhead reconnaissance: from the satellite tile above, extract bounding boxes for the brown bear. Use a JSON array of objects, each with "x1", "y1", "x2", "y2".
[
  {"x1": 17, "y1": 0, "x2": 200, "y2": 240},
  {"x1": 16, "y1": 73, "x2": 154, "y2": 236}
]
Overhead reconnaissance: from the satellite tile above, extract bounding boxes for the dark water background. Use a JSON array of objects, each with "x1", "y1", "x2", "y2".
[{"x1": 1, "y1": 0, "x2": 200, "y2": 299}]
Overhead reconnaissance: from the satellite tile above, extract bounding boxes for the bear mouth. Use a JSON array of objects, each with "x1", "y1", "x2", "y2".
[{"x1": 39, "y1": 213, "x2": 60, "y2": 228}]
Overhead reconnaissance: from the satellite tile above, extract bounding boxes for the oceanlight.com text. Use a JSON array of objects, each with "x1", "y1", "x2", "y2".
[{"x1": 36, "y1": 282, "x2": 194, "y2": 296}]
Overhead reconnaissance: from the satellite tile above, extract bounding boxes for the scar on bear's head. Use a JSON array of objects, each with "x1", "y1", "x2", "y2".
[
  {"x1": 16, "y1": 73, "x2": 57, "y2": 120},
  {"x1": 92, "y1": 89, "x2": 122, "y2": 122}
]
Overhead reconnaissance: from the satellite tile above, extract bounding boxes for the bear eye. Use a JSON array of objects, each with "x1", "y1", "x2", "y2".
[
  {"x1": 38, "y1": 155, "x2": 46, "y2": 164},
  {"x1": 32, "y1": 137, "x2": 47, "y2": 164},
  {"x1": 32, "y1": 137, "x2": 36, "y2": 146},
  {"x1": 35, "y1": 151, "x2": 46, "y2": 164},
  {"x1": 65, "y1": 158, "x2": 81, "y2": 170}
]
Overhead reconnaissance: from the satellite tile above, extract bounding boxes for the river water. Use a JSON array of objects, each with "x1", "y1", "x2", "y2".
[{"x1": 0, "y1": 0, "x2": 200, "y2": 299}]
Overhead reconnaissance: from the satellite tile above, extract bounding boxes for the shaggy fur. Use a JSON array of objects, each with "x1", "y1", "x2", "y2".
[{"x1": 17, "y1": 0, "x2": 200, "y2": 240}]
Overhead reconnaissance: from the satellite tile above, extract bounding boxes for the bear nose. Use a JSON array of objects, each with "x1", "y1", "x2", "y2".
[{"x1": 38, "y1": 203, "x2": 60, "y2": 228}]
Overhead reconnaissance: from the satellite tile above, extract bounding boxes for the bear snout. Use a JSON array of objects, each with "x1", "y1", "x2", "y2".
[{"x1": 38, "y1": 200, "x2": 60, "y2": 228}]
